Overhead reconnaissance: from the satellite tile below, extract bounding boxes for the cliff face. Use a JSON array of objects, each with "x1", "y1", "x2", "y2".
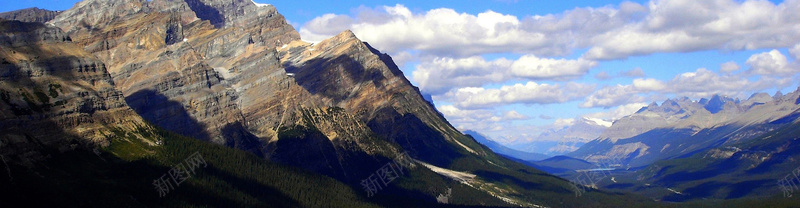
[
  {"x1": 48, "y1": 0, "x2": 490, "y2": 173},
  {"x1": 0, "y1": 19, "x2": 150, "y2": 166}
]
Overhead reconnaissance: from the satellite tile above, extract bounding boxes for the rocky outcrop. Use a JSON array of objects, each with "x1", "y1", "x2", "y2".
[
  {"x1": 0, "y1": 19, "x2": 151, "y2": 166},
  {"x1": 0, "y1": 8, "x2": 61, "y2": 23}
]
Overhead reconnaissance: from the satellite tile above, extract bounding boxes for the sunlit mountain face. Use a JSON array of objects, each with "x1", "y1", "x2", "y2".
[{"x1": 1, "y1": 0, "x2": 800, "y2": 207}]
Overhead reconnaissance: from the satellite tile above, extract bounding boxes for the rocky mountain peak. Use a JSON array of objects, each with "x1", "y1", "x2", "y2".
[
  {"x1": 743, "y1": 92, "x2": 772, "y2": 107},
  {"x1": 704, "y1": 94, "x2": 736, "y2": 114},
  {"x1": 773, "y1": 90, "x2": 784, "y2": 99},
  {"x1": 49, "y1": 0, "x2": 147, "y2": 32},
  {"x1": 0, "y1": 7, "x2": 62, "y2": 23}
]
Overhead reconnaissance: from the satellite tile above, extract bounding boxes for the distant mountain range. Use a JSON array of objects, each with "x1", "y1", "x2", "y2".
[
  {"x1": 565, "y1": 89, "x2": 800, "y2": 201},
  {"x1": 501, "y1": 117, "x2": 609, "y2": 156},
  {"x1": 464, "y1": 130, "x2": 548, "y2": 161},
  {"x1": 570, "y1": 89, "x2": 800, "y2": 167}
]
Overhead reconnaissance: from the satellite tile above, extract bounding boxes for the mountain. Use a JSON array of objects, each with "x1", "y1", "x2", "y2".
[
  {"x1": 465, "y1": 130, "x2": 548, "y2": 161},
  {"x1": 0, "y1": 7, "x2": 62, "y2": 23},
  {"x1": 0, "y1": 1, "x2": 660, "y2": 207},
  {"x1": 507, "y1": 117, "x2": 608, "y2": 156},
  {"x1": 0, "y1": 18, "x2": 151, "y2": 166},
  {"x1": 570, "y1": 90, "x2": 800, "y2": 168}
]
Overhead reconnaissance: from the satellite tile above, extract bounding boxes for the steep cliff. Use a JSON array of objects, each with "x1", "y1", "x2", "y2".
[{"x1": 0, "y1": 19, "x2": 152, "y2": 166}]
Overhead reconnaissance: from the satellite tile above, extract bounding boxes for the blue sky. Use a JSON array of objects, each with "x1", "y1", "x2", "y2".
[{"x1": 4, "y1": 0, "x2": 800, "y2": 145}]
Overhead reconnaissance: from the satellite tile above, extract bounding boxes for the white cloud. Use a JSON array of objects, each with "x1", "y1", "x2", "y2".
[
  {"x1": 298, "y1": 14, "x2": 354, "y2": 43},
  {"x1": 720, "y1": 61, "x2": 740, "y2": 73},
  {"x1": 791, "y1": 43, "x2": 800, "y2": 60},
  {"x1": 746, "y1": 49, "x2": 795, "y2": 76},
  {"x1": 299, "y1": 3, "x2": 637, "y2": 58},
  {"x1": 632, "y1": 78, "x2": 666, "y2": 91},
  {"x1": 300, "y1": 1, "x2": 800, "y2": 61},
  {"x1": 411, "y1": 55, "x2": 597, "y2": 94},
  {"x1": 553, "y1": 118, "x2": 576, "y2": 128},
  {"x1": 509, "y1": 56, "x2": 597, "y2": 80},
  {"x1": 412, "y1": 56, "x2": 511, "y2": 94},
  {"x1": 503, "y1": 110, "x2": 530, "y2": 120},
  {"x1": 436, "y1": 105, "x2": 531, "y2": 133},
  {"x1": 584, "y1": 0, "x2": 800, "y2": 60},
  {"x1": 584, "y1": 102, "x2": 649, "y2": 121},
  {"x1": 445, "y1": 82, "x2": 594, "y2": 108},
  {"x1": 581, "y1": 84, "x2": 644, "y2": 108},
  {"x1": 582, "y1": 63, "x2": 799, "y2": 109}
]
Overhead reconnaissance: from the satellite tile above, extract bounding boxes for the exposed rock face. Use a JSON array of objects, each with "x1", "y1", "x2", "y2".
[
  {"x1": 571, "y1": 90, "x2": 800, "y2": 167},
  {"x1": 46, "y1": 0, "x2": 488, "y2": 179},
  {"x1": 45, "y1": 0, "x2": 299, "y2": 155},
  {"x1": 0, "y1": 8, "x2": 62, "y2": 23},
  {"x1": 0, "y1": 19, "x2": 150, "y2": 166}
]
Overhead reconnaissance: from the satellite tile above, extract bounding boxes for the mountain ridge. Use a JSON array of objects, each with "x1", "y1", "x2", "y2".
[{"x1": 571, "y1": 88, "x2": 800, "y2": 167}]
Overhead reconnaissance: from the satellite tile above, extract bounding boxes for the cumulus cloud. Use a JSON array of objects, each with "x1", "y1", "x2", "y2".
[
  {"x1": 552, "y1": 118, "x2": 576, "y2": 128},
  {"x1": 300, "y1": 1, "x2": 800, "y2": 61},
  {"x1": 581, "y1": 84, "x2": 645, "y2": 108},
  {"x1": 584, "y1": 0, "x2": 800, "y2": 60},
  {"x1": 504, "y1": 110, "x2": 530, "y2": 120},
  {"x1": 444, "y1": 82, "x2": 594, "y2": 108},
  {"x1": 720, "y1": 61, "x2": 740, "y2": 73},
  {"x1": 411, "y1": 55, "x2": 596, "y2": 94},
  {"x1": 582, "y1": 61, "x2": 799, "y2": 108},
  {"x1": 509, "y1": 56, "x2": 597, "y2": 80},
  {"x1": 791, "y1": 43, "x2": 800, "y2": 60},
  {"x1": 411, "y1": 56, "x2": 511, "y2": 94},
  {"x1": 632, "y1": 78, "x2": 666, "y2": 91},
  {"x1": 746, "y1": 49, "x2": 795, "y2": 76},
  {"x1": 436, "y1": 105, "x2": 531, "y2": 132}
]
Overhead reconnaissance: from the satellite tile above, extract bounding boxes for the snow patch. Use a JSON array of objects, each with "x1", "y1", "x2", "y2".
[
  {"x1": 183, "y1": 38, "x2": 188, "y2": 42},
  {"x1": 416, "y1": 160, "x2": 475, "y2": 184},
  {"x1": 584, "y1": 117, "x2": 612, "y2": 127},
  {"x1": 251, "y1": 0, "x2": 271, "y2": 7},
  {"x1": 667, "y1": 188, "x2": 683, "y2": 195}
]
